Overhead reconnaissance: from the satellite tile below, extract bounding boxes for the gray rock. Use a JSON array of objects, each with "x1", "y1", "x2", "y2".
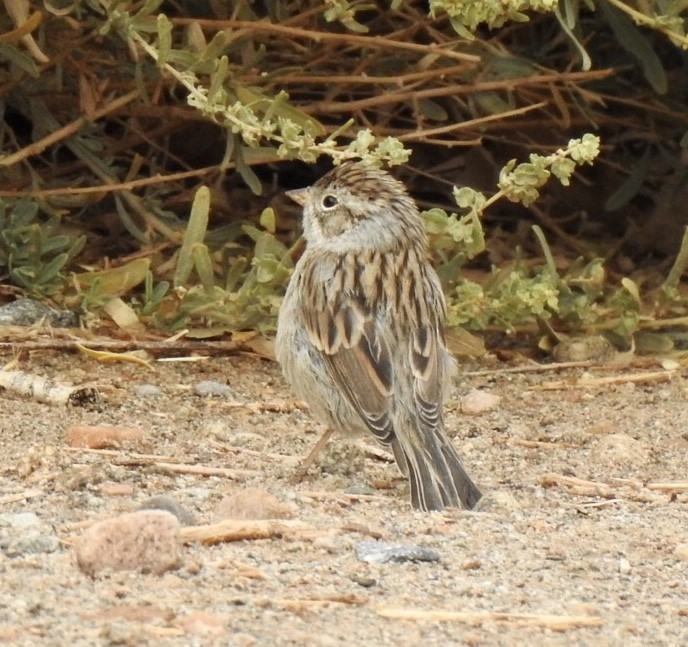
[
  {"x1": 355, "y1": 540, "x2": 441, "y2": 564},
  {"x1": 138, "y1": 495, "x2": 197, "y2": 526},
  {"x1": 194, "y1": 381, "x2": 234, "y2": 398},
  {"x1": 4, "y1": 534, "x2": 60, "y2": 557},
  {"x1": 133, "y1": 383, "x2": 163, "y2": 398},
  {"x1": 0, "y1": 511, "x2": 60, "y2": 556},
  {"x1": 0, "y1": 298, "x2": 78, "y2": 327}
]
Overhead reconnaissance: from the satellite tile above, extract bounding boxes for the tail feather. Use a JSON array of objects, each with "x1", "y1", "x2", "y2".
[{"x1": 392, "y1": 430, "x2": 482, "y2": 512}]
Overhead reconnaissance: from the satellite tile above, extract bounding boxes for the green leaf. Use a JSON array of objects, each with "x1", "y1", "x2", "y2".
[
  {"x1": 192, "y1": 243, "x2": 216, "y2": 294},
  {"x1": 75, "y1": 258, "x2": 151, "y2": 297},
  {"x1": 605, "y1": 150, "x2": 652, "y2": 211},
  {"x1": 417, "y1": 99, "x2": 448, "y2": 121},
  {"x1": 259, "y1": 207, "x2": 276, "y2": 234},
  {"x1": 34, "y1": 252, "x2": 69, "y2": 285},
  {"x1": 554, "y1": 4, "x2": 591, "y2": 71},
  {"x1": 0, "y1": 43, "x2": 39, "y2": 78},
  {"x1": 208, "y1": 56, "x2": 229, "y2": 103},
  {"x1": 156, "y1": 14, "x2": 173, "y2": 66},
  {"x1": 174, "y1": 185, "x2": 210, "y2": 288},
  {"x1": 235, "y1": 148, "x2": 263, "y2": 195},
  {"x1": 601, "y1": 2, "x2": 667, "y2": 94}
]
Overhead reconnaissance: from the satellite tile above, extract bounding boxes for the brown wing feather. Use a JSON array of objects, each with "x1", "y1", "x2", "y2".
[{"x1": 305, "y1": 300, "x2": 396, "y2": 444}]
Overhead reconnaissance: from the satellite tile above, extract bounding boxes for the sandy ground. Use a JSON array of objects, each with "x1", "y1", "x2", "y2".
[{"x1": 0, "y1": 347, "x2": 687, "y2": 646}]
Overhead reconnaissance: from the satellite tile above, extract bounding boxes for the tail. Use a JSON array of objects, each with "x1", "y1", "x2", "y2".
[{"x1": 392, "y1": 429, "x2": 482, "y2": 512}]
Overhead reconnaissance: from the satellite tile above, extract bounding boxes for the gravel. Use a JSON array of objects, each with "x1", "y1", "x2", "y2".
[{"x1": 0, "y1": 350, "x2": 687, "y2": 646}]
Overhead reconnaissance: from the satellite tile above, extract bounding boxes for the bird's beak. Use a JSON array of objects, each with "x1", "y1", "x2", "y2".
[{"x1": 286, "y1": 188, "x2": 309, "y2": 207}]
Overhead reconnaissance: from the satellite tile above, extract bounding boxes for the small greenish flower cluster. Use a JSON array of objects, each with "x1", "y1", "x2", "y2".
[
  {"x1": 498, "y1": 134, "x2": 600, "y2": 206},
  {"x1": 429, "y1": 0, "x2": 558, "y2": 38}
]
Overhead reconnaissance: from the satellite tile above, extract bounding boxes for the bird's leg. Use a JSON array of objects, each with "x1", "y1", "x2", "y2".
[{"x1": 291, "y1": 426, "x2": 335, "y2": 483}]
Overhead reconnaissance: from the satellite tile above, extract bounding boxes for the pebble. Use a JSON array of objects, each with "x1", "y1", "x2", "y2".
[
  {"x1": 350, "y1": 573, "x2": 377, "y2": 588},
  {"x1": 4, "y1": 534, "x2": 60, "y2": 557},
  {"x1": 138, "y1": 495, "x2": 197, "y2": 526},
  {"x1": 460, "y1": 389, "x2": 502, "y2": 415},
  {"x1": 355, "y1": 540, "x2": 441, "y2": 564},
  {"x1": 0, "y1": 512, "x2": 60, "y2": 557},
  {"x1": 75, "y1": 510, "x2": 182, "y2": 576},
  {"x1": 133, "y1": 384, "x2": 163, "y2": 398},
  {"x1": 194, "y1": 381, "x2": 234, "y2": 398}
]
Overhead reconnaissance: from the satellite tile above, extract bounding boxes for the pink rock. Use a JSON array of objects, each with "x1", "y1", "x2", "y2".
[
  {"x1": 75, "y1": 510, "x2": 182, "y2": 576},
  {"x1": 67, "y1": 425, "x2": 145, "y2": 449}
]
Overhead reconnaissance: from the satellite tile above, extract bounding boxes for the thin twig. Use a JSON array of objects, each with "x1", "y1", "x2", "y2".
[
  {"x1": 375, "y1": 608, "x2": 603, "y2": 630},
  {"x1": 535, "y1": 370, "x2": 675, "y2": 390},
  {"x1": 171, "y1": 18, "x2": 481, "y2": 64},
  {"x1": 0, "y1": 338, "x2": 247, "y2": 356},
  {"x1": 305, "y1": 70, "x2": 614, "y2": 114},
  {"x1": 0, "y1": 90, "x2": 141, "y2": 167}
]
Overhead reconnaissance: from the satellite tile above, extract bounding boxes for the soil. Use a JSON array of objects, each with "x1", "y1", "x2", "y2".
[{"x1": 1, "y1": 346, "x2": 687, "y2": 647}]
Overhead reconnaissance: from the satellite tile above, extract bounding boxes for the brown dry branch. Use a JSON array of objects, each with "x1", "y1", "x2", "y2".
[
  {"x1": 467, "y1": 361, "x2": 608, "y2": 377},
  {"x1": 536, "y1": 370, "x2": 676, "y2": 390},
  {"x1": 0, "y1": 90, "x2": 141, "y2": 168},
  {"x1": 153, "y1": 462, "x2": 258, "y2": 480},
  {"x1": 0, "y1": 166, "x2": 220, "y2": 199},
  {"x1": 508, "y1": 439, "x2": 580, "y2": 450},
  {"x1": 301, "y1": 70, "x2": 613, "y2": 116},
  {"x1": 255, "y1": 594, "x2": 368, "y2": 611},
  {"x1": 540, "y1": 474, "x2": 617, "y2": 498},
  {"x1": 180, "y1": 519, "x2": 327, "y2": 544},
  {"x1": 0, "y1": 489, "x2": 45, "y2": 505},
  {"x1": 171, "y1": 18, "x2": 481, "y2": 65},
  {"x1": 646, "y1": 482, "x2": 688, "y2": 494},
  {"x1": 374, "y1": 608, "x2": 603, "y2": 630},
  {"x1": 541, "y1": 473, "x2": 680, "y2": 502},
  {"x1": 300, "y1": 490, "x2": 388, "y2": 503},
  {"x1": 0, "y1": 338, "x2": 248, "y2": 357},
  {"x1": 64, "y1": 447, "x2": 258, "y2": 480}
]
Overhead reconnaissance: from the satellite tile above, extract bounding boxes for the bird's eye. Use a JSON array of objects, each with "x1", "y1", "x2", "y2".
[{"x1": 321, "y1": 194, "x2": 338, "y2": 209}]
